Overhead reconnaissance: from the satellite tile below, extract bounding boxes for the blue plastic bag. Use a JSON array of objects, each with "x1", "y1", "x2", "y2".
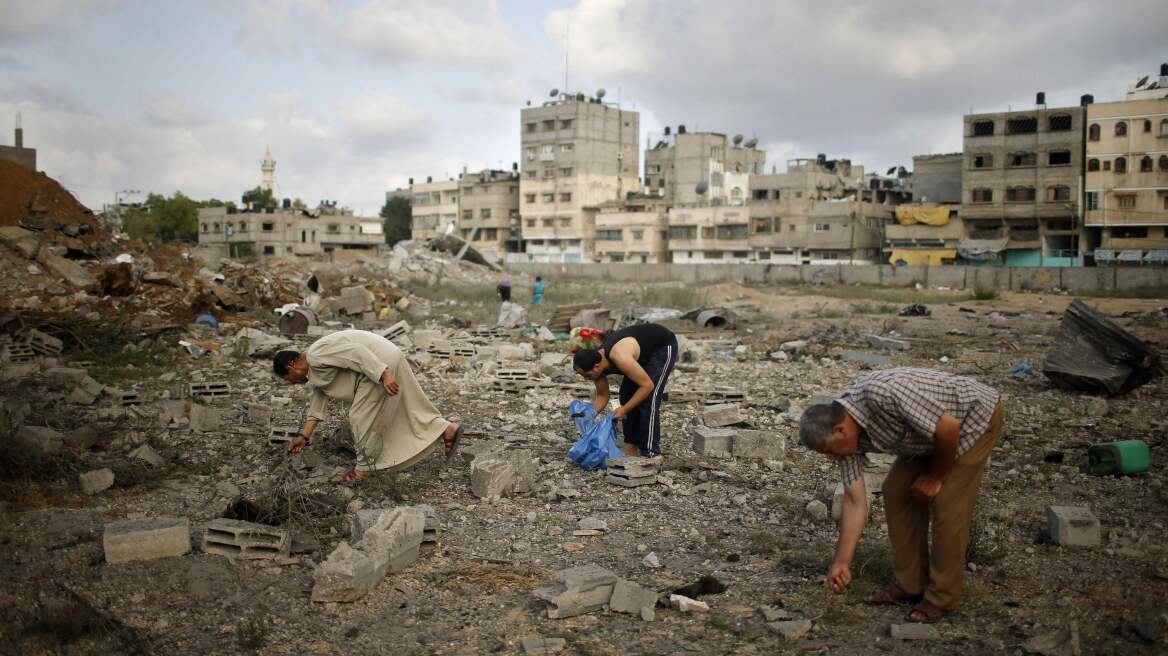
[{"x1": 567, "y1": 399, "x2": 623, "y2": 470}]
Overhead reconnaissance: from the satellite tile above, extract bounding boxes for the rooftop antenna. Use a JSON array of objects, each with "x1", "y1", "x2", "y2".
[{"x1": 563, "y1": 24, "x2": 570, "y2": 97}]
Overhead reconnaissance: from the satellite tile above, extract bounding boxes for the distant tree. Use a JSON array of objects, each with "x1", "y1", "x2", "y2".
[
  {"x1": 380, "y1": 196, "x2": 412, "y2": 246},
  {"x1": 292, "y1": 198, "x2": 307, "y2": 210},
  {"x1": 142, "y1": 191, "x2": 199, "y2": 242},
  {"x1": 122, "y1": 207, "x2": 159, "y2": 242},
  {"x1": 242, "y1": 186, "x2": 277, "y2": 210}
]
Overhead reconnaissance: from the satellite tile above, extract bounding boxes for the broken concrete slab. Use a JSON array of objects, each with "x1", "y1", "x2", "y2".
[
  {"x1": 1047, "y1": 506, "x2": 1101, "y2": 547},
  {"x1": 890, "y1": 623, "x2": 941, "y2": 640},
  {"x1": 312, "y1": 507, "x2": 426, "y2": 602},
  {"x1": 310, "y1": 541, "x2": 382, "y2": 603},
  {"x1": 609, "y1": 578, "x2": 656, "y2": 621},
  {"x1": 730, "y1": 429, "x2": 784, "y2": 462},
  {"x1": 533, "y1": 564, "x2": 619, "y2": 619},
  {"x1": 669, "y1": 594, "x2": 709, "y2": 613},
  {"x1": 16, "y1": 425, "x2": 64, "y2": 453},
  {"x1": 37, "y1": 250, "x2": 99, "y2": 291},
  {"x1": 202, "y1": 518, "x2": 291, "y2": 560},
  {"x1": 701, "y1": 403, "x2": 746, "y2": 428},
  {"x1": 839, "y1": 351, "x2": 890, "y2": 368},
  {"x1": 864, "y1": 334, "x2": 909, "y2": 351},
  {"x1": 189, "y1": 403, "x2": 222, "y2": 433},
  {"x1": 45, "y1": 366, "x2": 88, "y2": 386},
  {"x1": 769, "y1": 619, "x2": 813, "y2": 641},
  {"x1": 79, "y1": 468, "x2": 115, "y2": 495},
  {"x1": 471, "y1": 459, "x2": 515, "y2": 499},
  {"x1": 521, "y1": 637, "x2": 566, "y2": 655},
  {"x1": 692, "y1": 426, "x2": 735, "y2": 458},
  {"x1": 103, "y1": 517, "x2": 191, "y2": 564},
  {"x1": 130, "y1": 444, "x2": 165, "y2": 466},
  {"x1": 66, "y1": 376, "x2": 105, "y2": 405}
]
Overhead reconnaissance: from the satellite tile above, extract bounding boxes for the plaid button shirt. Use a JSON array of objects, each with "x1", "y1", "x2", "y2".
[{"x1": 835, "y1": 368, "x2": 1000, "y2": 488}]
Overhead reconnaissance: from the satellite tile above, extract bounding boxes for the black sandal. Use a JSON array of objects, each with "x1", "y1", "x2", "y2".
[{"x1": 444, "y1": 425, "x2": 463, "y2": 461}]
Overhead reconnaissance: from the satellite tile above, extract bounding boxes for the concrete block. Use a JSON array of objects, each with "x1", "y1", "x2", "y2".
[
  {"x1": 25, "y1": 329, "x2": 64, "y2": 355},
  {"x1": 103, "y1": 517, "x2": 191, "y2": 564},
  {"x1": 890, "y1": 623, "x2": 941, "y2": 640},
  {"x1": 269, "y1": 425, "x2": 299, "y2": 445},
  {"x1": 311, "y1": 541, "x2": 383, "y2": 603},
  {"x1": 360, "y1": 507, "x2": 426, "y2": 573},
  {"x1": 189, "y1": 404, "x2": 221, "y2": 433},
  {"x1": 839, "y1": 351, "x2": 890, "y2": 368},
  {"x1": 731, "y1": 429, "x2": 784, "y2": 461},
  {"x1": 79, "y1": 468, "x2": 114, "y2": 495},
  {"x1": 604, "y1": 473, "x2": 658, "y2": 487},
  {"x1": 863, "y1": 334, "x2": 909, "y2": 351},
  {"x1": 157, "y1": 400, "x2": 186, "y2": 425},
  {"x1": 701, "y1": 403, "x2": 746, "y2": 428},
  {"x1": 691, "y1": 426, "x2": 734, "y2": 458},
  {"x1": 1047, "y1": 506, "x2": 1101, "y2": 547},
  {"x1": 609, "y1": 579, "x2": 656, "y2": 621},
  {"x1": 533, "y1": 565, "x2": 618, "y2": 619},
  {"x1": 604, "y1": 456, "x2": 661, "y2": 478},
  {"x1": 66, "y1": 376, "x2": 105, "y2": 405},
  {"x1": 130, "y1": 444, "x2": 165, "y2": 466},
  {"x1": 376, "y1": 320, "x2": 411, "y2": 342},
  {"x1": 45, "y1": 367, "x2": 88, "y2": 385},
  {"x1": 497, "y1": 343, "x2": 535, "y2": 361},
  {"x1": 202, "y1": 518, "x2": 290, "y2": 560},
  {"x1": 540, "y1": 352, "x2": 567, "y2": 367},
  {"x1": 411, "y1": 329, "x2": 443, "y2": 349},
  {"x1": 188, "y1": 381, "x2": 231, "y2": 399},
  {"x1": 521, "y1": 637, "x2": 566, "y2": 654},
  {"x1": 470, "y1": 459, "x2": 515, "y2": 499},
  {"x1": 312, "y1": 507, "x2": 426, "y2": 602}
]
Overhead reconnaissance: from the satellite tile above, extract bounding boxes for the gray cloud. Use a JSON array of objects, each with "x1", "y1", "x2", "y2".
[{"x1": 0, "y1": 0, "x2": 125, "y2": 40}]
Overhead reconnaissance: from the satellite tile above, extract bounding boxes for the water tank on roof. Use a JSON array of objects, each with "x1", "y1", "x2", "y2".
[
  {"x1": 282, "y1": 198, "x2": 291, "y2": 209},
  {"x1": 1036, "y1": 91, "x2": 1046, "y2": 106},
  {"x1": 1081, "y1": 94, "x2": 1094, "y2": 106},
  {"x1": 678, "y1": 125, "x2": 686, "y2": 134},
  {"x1": 664, "y1": 126, "x2": 671, "y2": 136}
]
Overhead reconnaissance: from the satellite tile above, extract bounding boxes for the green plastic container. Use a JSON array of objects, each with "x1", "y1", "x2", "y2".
[{"x1": 1087, "y1": 440, "x2": 1150, "y2": 476}]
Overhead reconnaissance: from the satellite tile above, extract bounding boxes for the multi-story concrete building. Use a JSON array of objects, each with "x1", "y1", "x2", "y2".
[
  {"x1": 0, "y1": 116, "x2": 36, "y2": 171},
  {"x1": 961, "y1": 96, "x2": 1085, "y2": 266},
  {"x1": 518, "y1": 92, "x2": 639, "y2": 262},
  {"x1": 883, "y1": 154, "x2": 964, "y2": 266},
  {"x1": 911, "y1": 153, "x2": 963, "y2": 204},
  {"x1": 644, "y1": 128, "x2": 765, "y2": 205},
  {"x1": 197, "y1": 205, "x2": 383, "y2": 258},
  {"x1": 593, "y1": 195, "x2": 670, "y2": 263},
  {"x1": 457, "y1": 168, "x2": 521, "y2": 262},
  {"x1": 1085, "y1": 63, "x2": 1168, "y2": 265},
  {"x1": 409, "y1": 177, "x2": 460, "y2": 242}
]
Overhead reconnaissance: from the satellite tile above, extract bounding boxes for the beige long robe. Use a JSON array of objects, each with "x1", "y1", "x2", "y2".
[{"x1": 305, "y1": 330, "x2": 448, "y2": 472}]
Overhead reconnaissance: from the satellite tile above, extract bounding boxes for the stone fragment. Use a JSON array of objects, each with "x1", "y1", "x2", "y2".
[
  {"x1": 864, "y1": 334, "x2": 909, "y2": 351},
  {"x1": 805, "y1": 500, "x2": 828, "y2": 522},
  {"x1": 1022, "y1": 622, "x2": 1081, "y2": 655},
  {"x1": 780, "y1": 340, "x2": 807, "y2": 353},
  {"x1": 731, "y1": 429, "x2": 784, "y2": 461},
  {"x1": 37, "y1": 250, "x2": 99, "y2": 291},
  {"x1": 891, "y1": 623, "x2": 941, "y2": 640},
  {"x1": 576, "y1": 517, "x2": 608, "y2": 533},
  {"x1": 129, "y1": 444, "x2": 165, "y2": 466},
  {"x1": 245, "y1": 403, "x2": 273, "y2": 424},
  {"x1": 1047, "y1": 506, "x2": 1101, "y2": 547},
  {"x1": 312, "y1": 507, "x2": 425, "y2": 602},
  {"x1": 471, "y1": 459, "x2": 514, "y2": 499},
  {"x1": 79, "y1": 468, "x2": 115, "y2": 495},
  {"x1": 669, "y1": 594, "x2": 709, "y2": 613},
  {"x1": 103, "y1": 517, "x2": 191, "y2": 564},
  {"x1": 760, "y1": 605, "x2": 792, "y2": 622},
  {"x1": 497, "y1": 343, "x2": 535, "y2": 361},
  {"x1": 701, "y1": 403, "x2": 746, "y2": 428},
  {"x1": 1084, "y1": 397, "x2": 1107, "y2": 418},
  {"x1": 310, "y1": 542, "x2": 382, "y2": 603},
  {"x1": 521, "y1": 637, "x2": 566, "y2": 654},
  {"x1": 609, "y1": 578, "x2": 656, "y2": 620},
  {"x1": 66, "y1": 376, "x2": 105, "y2": 405},
  {"x1": 189, "y1": 403, "x2": 221, "y2": 433},
  {"x1": 533, "y1": 564, "x2": 618, "y2": 619},
  {"x1": 691, "y1": 426, "x2": 734, "y2": 458},
  {"x1": 769, "y1": 350, "x2": 789, "y2": 361},
  {"x1": 202, "y1": 518, "x2": 290, "y2": 560},
  {"x1": 769, "y1": 619, "x2": 813, "y2": 641},
  {"x1": 45, "y1": 367, "x2": 88, "y2": 385},
  {"x1": 16, "y1": 425, "x2": 64, "y2": 453},
  {"x1": 839, "y1": 351, "x2": 890, "y2": 368}
]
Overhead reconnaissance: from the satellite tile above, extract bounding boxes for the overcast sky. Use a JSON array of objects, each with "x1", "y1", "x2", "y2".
[{"x1": 1, "y1": 0, "x2": 1165, "y2": 216}]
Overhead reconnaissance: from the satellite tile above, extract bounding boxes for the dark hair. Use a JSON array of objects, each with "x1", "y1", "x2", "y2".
[
  {"x1": 799, "y1": 402, "x2": 846, "y2": 450},
  {"x1": 573, "y1": 348, "x2": 602, "y2": 371},
  {"x1": 536, "y1": 276, "x2": 542, "y2": 281},
  {"x1": 273, "y1": 350, "x2": 300, "y2": 377}
]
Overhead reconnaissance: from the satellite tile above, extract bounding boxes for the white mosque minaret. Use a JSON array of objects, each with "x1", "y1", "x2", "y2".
[{"x1": 261, "y1": 147, "x2": 276, "y2": 193}]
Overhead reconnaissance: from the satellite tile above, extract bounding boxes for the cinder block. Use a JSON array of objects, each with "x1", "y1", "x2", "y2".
[
  {"x1": 377, "y1": 320, "x2": 411, "y2": 342},
  {"x1": 202, "y1": 518, "x2": 290, "y2": 560},
  {"x1": 312, "y1": 507, "x2": 425, "y2": 602},
  {"x1": 268, "y1": 425, "x2": 299, "y2": 445},
  {"x1": 25, "y1": 329, "x2": 63, "y2": 355},
  {"x1": 1047, "y1": 506, "x2": 1101, "y2": 547},
  {"x1": 188, "y1": 381, "x2": 231, "y2": 399},
  {"x1": 692, "y1": 426, "x2": 735, "y2": 458},
  {"x1": 495, "y1": 368, "x2": 531, "y2": 381},
  {"x1": 471, "y1": 459, "x2": 515, "y2": 499},
  {"x1": 129, "y1": 444, "x2": 165, "y2": 466},
  {"x1": 79, "y1": 468, "x2": 115, "y2": 495},
  {"x1": 103, "y1": 517, "x2": 190, "y2": 564},
  {"x1": 189, "y1": 404, "x2": 221, "y2": 433},
  {"x1": 117, "y1": 392, "x2": 144, "y2": 407},
  {"x1": 731, "y1": 430, "x2": 785, "y2": 462},
  {"x1": 702, "y1": 403, "x2": 746, "y2": 428}
]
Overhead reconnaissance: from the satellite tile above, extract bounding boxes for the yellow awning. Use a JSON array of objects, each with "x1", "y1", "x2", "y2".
[
  {"x1": 895, "y1": 205, "x2": 951, "y2": 226},
  {"x1": 889, "y1": 248, "x2": 956, "y2": 266}
]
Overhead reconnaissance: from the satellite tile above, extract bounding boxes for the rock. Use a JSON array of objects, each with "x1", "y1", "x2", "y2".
[
  {"x1": 839, "y1": 351, "x2": 890, "y2": 368},
  {"x1": 780, "y1": 340, "x2": 807, "y2": 353},
  {"x1": 1047, "y1": 506, "x2": 1100, "y2": 547},
  {"x1": 576, "y1": 517, "x2": 607, "y2": 533},
  {"x1": 642, "y1": 552, "x2": 660, "y2": 569},
  {"x1": 16, "y1": 425, "x2": 64, "y2": 453},
  {"x1": 805, "y1": 500, "x2": 828, "y2": 522},
  {"x1": 533, "y1": 564, "x2": 618, "y2": 619},
  {"x1": 864, "y1": 334, "x2": 909, "y2": 351},
  {"x1": 1022, "y1": 621, "x2": 1081, "y2": 655},
  {"x1": 760, "y1": 605, "x2": 791, "y2": 622},
  {"x1": 103, "y1": 517, "x2": 191, "y2": 564},
  {"x1": 608, "y1": 579, "x2": 656, "y2": 621},
  {"x1": 79, "y1": 468, "x2": 114, "y2": 495},
  {"x1": 129, "y1": 444, "x2": 165, "y2": 466},
  {"x1": 768, "y1": 350, "x2": 789, "y2": 361},
  {"x1": 701, "y1": 403, "x2": 746, "y2": 428},
  {"x1": 769, "y1": 619, "x2": 812, "y2": 641},
  {"x1": 891, "y1": 623, "x2": 941, "y2": 640},
  {"x1": 669, "y1": 594, "x2": 709, "y2": 613},
  {"x1": 1084, "y1": 397, "x2": 1107, "y2": 418},
  {"x1": 188, "y1": 404, "x2": 222, "y2": 433},
  {"x1": 521, "y1": 637, "x2": 566, "y2": 654},
  {"x1": 37, "y1": 250, "x2": 99, "y2": 291}
]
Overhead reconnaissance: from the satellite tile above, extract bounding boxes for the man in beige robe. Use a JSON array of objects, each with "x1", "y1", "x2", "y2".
[{"x1": 274, "y1": 329, "x2": 461, "y2": 481}]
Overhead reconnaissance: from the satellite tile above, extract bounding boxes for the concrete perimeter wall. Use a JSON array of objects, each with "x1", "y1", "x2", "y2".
[{"x1": 508, "y1": 263, "x2": 1168, "y2": 293}]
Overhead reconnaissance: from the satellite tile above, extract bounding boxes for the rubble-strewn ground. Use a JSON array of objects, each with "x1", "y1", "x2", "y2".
[{"x1": 2, "y1": 272, "x2": 1166, "y2": 656}]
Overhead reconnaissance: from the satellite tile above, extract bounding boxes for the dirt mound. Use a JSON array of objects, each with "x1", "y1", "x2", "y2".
[{"x1": 0, "y1": 160, "x2": 97, "y2": 230}]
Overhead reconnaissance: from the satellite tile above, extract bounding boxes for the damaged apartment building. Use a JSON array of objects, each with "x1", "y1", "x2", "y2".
[{"x1": 197, "y1": 202, "x2": 384, "y2": 259}]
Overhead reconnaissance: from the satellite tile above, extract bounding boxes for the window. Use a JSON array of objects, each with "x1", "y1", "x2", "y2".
[
  {"x1": 1144, "y1": 120, "x2": 1153, "y2": 133},
  {"x1": 610, "y1": 254, "x2": 625, "y2": 263},
  {"x1": 1086, "y1": 192, "x2": 1099, "y2": 210},
  {"x1": 540, "y1": 144, "x2": 553, "y2": 158},
  {"x1": 1048, "y1": 150, "x2": 1071, "y2": 166},
  {"x1": 1140, "y1": 156, "x2": 1153, "y2": 172},
  {"x1": 972, "y1": 120, "x2": 994, "y2": 136},
  {"x1": 560, "y1": 143, "x2": 573, "y2": 152},
  {"x1": 1009, "y1": 152, "x2": 1037, "y2": 167},
  {"x1": 1006, "y1": 116, "x2": 1037, "y2": 134},
  {"x1": 560, "y1": 167, "x2": 573, "y2": 177},
  {"x1": 526, "y1": 219, "x2": 535, "y2": 227},
  {"x1": 541, "y1": 218, "x2": 553, "y2": 227},
  {"x1": 1088, "y1": 123, "x2": 1100, "y2": 141},
  {"x1": 263, "y1": 245, "x2": 275, "y2": 254},
  {"x1": 542, "y1": 194, "x2": 553, "y2": 203},
  {"x1": 560, "y1": 193, "x2": 572, "y2": 202},
  {"x1": 1103, "y1": 160, "x2": 1111, "y2": 171},
  {"x1": 669, "y1": 226, "x2": 696, "y2": 239},
  {"x1": 525, "y1": 194, "x2": 535, "y2": 203},
  {"x1": 484, "y1": 228, "x2": 497, "y2": 240},
  {"x1": 716, "y1": 224, "x2": 748, "y2": 239},
  {"x1": 212, "y1": 222, "x2": 221, "y2": 233},
  {"x1": 542, "y1": 119, "x2": 555, "y2": 131},
  {"x1": 632, "y1": 230, "x2": 644, "y2": 240},
  {"x1": 647, "y1": 164, "x2": 662, "y2": 174},
  {"x1": 481, "y1": 209, "x2": 492, "y2": 218},
  {"x1": 703, "y1": 251, "x2": 723, "y2": 259},
  {"x1": 1048, "y1": 114, "x2": 1073, "y2": 131},
  {"x1": 462, "y1": 209, "x2": 472, "y2": 220},
  {"x1": 596, "y1": 229, "x2": 623, "y2": 241},
  {"x1": 700, "y1": 227, "x2": 715, "y2": 239},
  {"x1": 1117, "y1": 195, "x2": 1136, "y2": 209},
  {"x1": 1112, "y1": 226, "x2": 1146, "y2": 238},
  {"x1": 1006, "y1": 186, "x2": 1036, "y2": 202},
  {"x1": 524, "y1": 147, "x2": 535, "y2": 161},
  {"x1": 973, "y1": 154, "x2": 993, "y2": 168},
  {"x1": 1115, "y1": 157, "x2": 1127, "y2": 174},
  {"x1": 1160, "y1": 155, "x2": 1168, "y2": 171},
  {"x1": 201, "y1": 223, "x2": 208, "y2": 233},
  {"x1": 1047, "y1": 186, "x2": 1071, "y2": 202},
  {"x1": 238, "y1": 222, "x2": 248, "y2": 232},
  {"x1": 1115, "y1": 121, "x2": 1127, "y2": 136},
  {"x1": 814, "y1": 223, "x2": 831, "y2": 232},
  {"x1": 326, "y1": 223, "x2": 339, "y2": 234},
  {"x1": 753, "y1": 189, "x2": 768, "y2": 200},
  {"x1": 971, "y1": 188, "x2": 993, "y2": 203},
  {"x1": 525, "y1": 123, "x2": 536, "y2": 133},
  {"x1": 1088, "y1": 158, "x2": 1100, "y2": 172},
  {"x1": 525, "y1": 170, "x2": 536, "y2": 179},
  {"x1": 1164, "y1": 196, "x2": 1168, "y2": 210},
  {"x1": 559, "y1": 217, "x2": 570, "y2": 227},
  {"x1": 1161, "y1": 119, "x2": 1168, "y2": 136},
  {"x1": 560, "y1": 119, "x2": 573, "y2": 129}
]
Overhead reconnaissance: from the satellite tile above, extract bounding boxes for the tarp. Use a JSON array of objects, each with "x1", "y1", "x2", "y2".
[
  {"x1": 957, "y1": 238, "x2": 1008, "y2": 261},
  {"x1": 1043, "y1": 298, "x2": 1161, "y2": 395},
  {"x1": 889, "y1": 248, "x2": 956, "y2": 267},
  {"x1": 895, "y1": 205, "x2": 951, "y2": 226}
]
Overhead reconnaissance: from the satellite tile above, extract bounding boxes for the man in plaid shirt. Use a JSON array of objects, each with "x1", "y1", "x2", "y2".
[{"x1": 799, "y1": 368, "x2": 1003, "y2": 623}]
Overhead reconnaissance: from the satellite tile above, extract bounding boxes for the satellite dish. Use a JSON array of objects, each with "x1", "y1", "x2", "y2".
[
  {"x1": 744, "y1": 138, "x2": 758, "y2": 148},
  {"x1": 549, "y1": 88, "x2": 559, "y2": 97},
  {"x1": 596, "y1": 88, "x2": 606, "y2": 99},
  {"x1": 695, "y1": 182, "x2": 709, "y2": 195},
  {"x1": 733, "y1": 134, "x2": 743, "y2": 146},
  {"x1": 886, "y1": 166, "x2": 897, "y2": 175},
  {"x1": 1136, "y1": 76, "x2": 1149, "y2": 88}
]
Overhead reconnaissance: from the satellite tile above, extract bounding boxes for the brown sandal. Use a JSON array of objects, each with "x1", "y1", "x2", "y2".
[
  {"x1": 907, "y1": 600, "x2": 947, "y2": 623},
  {"x1": 868, "y1": 585, "x2": 923, "y2": 605}
]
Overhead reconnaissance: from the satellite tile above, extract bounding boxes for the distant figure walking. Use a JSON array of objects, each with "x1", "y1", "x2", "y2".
[
  {"x1": 497, "y1": 279, "x2": 511, "y2": 303},
  {"x1": 532, "y1": 276, "x2": 545, "y2": 305}
]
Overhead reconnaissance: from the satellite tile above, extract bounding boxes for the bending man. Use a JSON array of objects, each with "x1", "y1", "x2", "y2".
[
  {"x1": 799, "y1": 367, "x2": 1002, "y2": 623},
  {"x1": 573, "y1": 323, "x2": 677, "y2": 457},
  {"x1": 274, "y1": 329, "x2": 462, "y2": 482}
]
